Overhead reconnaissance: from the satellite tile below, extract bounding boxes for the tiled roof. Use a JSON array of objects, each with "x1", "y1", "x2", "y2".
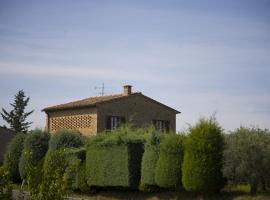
[
  {"x1": 42, "y1": 92, "x2": 180, "y2": 113},
  {"x1": 42, "y1": 93, "x2": 139, "y2": 111}
]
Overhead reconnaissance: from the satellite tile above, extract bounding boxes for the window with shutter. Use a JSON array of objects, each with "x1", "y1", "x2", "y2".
[
  {"x1": 152, "y1": 120, "x2": 170, "y2": 132},
  {"x1": 106, "y1": 116, "x2": 126, "y2": 130}
]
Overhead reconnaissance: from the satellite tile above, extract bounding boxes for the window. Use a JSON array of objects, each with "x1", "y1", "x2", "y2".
[
  {"x1": 106, "y1": 116, "x2": 125, "y2": 130},
  {"x1": 153, "y1": 120, "x2": 170, "y2": 132}
]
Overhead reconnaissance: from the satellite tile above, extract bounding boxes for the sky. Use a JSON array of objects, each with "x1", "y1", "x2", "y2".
[{"x1": 0, "y1": 0, "x2": 269, "y2": 132}]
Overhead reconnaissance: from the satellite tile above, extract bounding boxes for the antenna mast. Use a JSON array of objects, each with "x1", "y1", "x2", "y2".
[{"x1": 94, "y1": 83, "x2": 105, "y2": 96}]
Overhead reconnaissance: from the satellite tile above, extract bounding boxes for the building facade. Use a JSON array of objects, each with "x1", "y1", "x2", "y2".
[{"x1": 43, "y1": 85, "x2": 180, "y2": 136}]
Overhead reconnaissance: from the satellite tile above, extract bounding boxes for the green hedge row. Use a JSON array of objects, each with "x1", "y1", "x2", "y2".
[
  {"x1": 155, "y1": 134, "x2": 184, "y2": 189},
  {"x1": 86, "y1": 126, "x2": 146, "y2": 188},
  {"x1": 86, "y1": 143, "x2": 144, "y2": 188},
  {"x1": 2, "y1": 120, "x2": 226, "y2": 194},
  {"x1": 140, "y1": 132, "x2": 163, "y2": 191}
]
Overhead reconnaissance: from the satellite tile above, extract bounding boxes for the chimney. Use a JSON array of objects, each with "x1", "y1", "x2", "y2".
[{"x1": 123, "y1": 85, "x2": 132, "y2": 96}]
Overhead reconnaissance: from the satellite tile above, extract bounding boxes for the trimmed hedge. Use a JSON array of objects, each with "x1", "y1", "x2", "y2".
[
  {"x1": 19, "y1": 130, "x2": 50, "y2": 179},
  {"x1": 64, "y1": 148, "x2": 86, "y2": 191},
  {"x1": 3, "y1": 133, "x2": 26, "y2": 182},
  {"x1": 86, "y1": 128, "x2": 145, "y2": 188},
  {"x1": 155, "y1": 134, "x2": 184, "y2": 189},
  {"x1": 87, "y1": 143, "x2": 143, "y2": 188},
  {"x1": 75, "y1": 161, "x2": 88, "y2": 192},
  {"x1": 140, "y1": 132, "x2": 163, "y2": 191},
  {"x1": 49, "y1": 129, "x2": 84, "y2": 150},
  {"x1": 182, "y1": 118, "x2": 225, "y2": 192},
  {"x1": 39, "y1": 149, "x2": 69, "y2": 200}
]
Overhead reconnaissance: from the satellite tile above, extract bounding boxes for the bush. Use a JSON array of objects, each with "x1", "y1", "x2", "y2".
[
  {"x1": 155, "y1": 134, "x2": 184, "y2": 189},
  {"x1": 140, "y1": 132, "x2": 163, "y2": 191},
  {"x1": 0, "y1": 167, "x2": 12, "y2": 200},
  {"x1": 182, "y1": 117, "x2": 225, "y2": 192},
  {"x1": 49, "y1": 129, "x2": 84, "y2": 150},
  {"x1": 19, "y1": 130, "x2": 50, "y2": 179},
  {"x1": 75, "y1": 161, "x2": 89, "y2": 192},
  {"x1": 27, "y1": 147, "x2": 86, "y2": 200},
  {"x1": 86, "y1": 128, "x2": 145, "y2": 188},
  {"x1": 64, "y1": 148, "x2": 86, "y2": 191},
  {"x1": 3, "y1": 133, "x2": 26, "y2": 182},
  {"x1": 39, "y1": 149, "x2": 69, "y2": 200}
]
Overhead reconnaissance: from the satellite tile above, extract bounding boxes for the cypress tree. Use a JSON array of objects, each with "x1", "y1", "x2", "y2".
[{"x1": 182, "y1": 117, "x2": 225, "y2": 192}]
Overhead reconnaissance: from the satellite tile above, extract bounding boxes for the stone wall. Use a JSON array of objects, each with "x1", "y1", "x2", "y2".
[{"x1": 97, "y1": 95, "x2": 176, "y2": 133}]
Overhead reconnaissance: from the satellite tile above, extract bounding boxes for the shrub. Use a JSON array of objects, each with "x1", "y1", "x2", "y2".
[
  {"x1": 182, "y1": 117, "x2": 225, "y2": 192},
  {"x1": 75, "y1": 161, "x2": 89, "y2": 192},
  {"x1": 0, "y1": 167, "x2": 12, "y2": 200},
  {"x1": 64, "y1": 148, "x2": 85, "y2": 191},
  {"x1": 39, "y1": 149, "x2": 69, "y2": 200},
  {"x1": 25, "y1": 154, "x2": 45, "y2": 199},
  {"x1": 155, "y1": 134, "x2": 184, "y2": 189},
  {"x1": 140, "y1": 132, "x2": 163, "y2": 191},
  {"x1": 86, "y1": 128, "x2": 145, "y2": 188},
  {"x1": 3, "y1": 133, "x2": 26, "y2": 182},
  {"x1": 49, "y1": 129, "x2": 84, "y2": 150},
  {"x1": 19, "y1": 130, "x2": 50, "y2": 179}
]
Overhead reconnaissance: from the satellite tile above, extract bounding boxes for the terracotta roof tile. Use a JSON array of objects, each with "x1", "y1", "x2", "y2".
[
  {"x1": 42, "y1": 93, "x2": 139, "y2": 111},
  {"x1": 42, "y1": 92, "x2": 180, "y2": 114}
]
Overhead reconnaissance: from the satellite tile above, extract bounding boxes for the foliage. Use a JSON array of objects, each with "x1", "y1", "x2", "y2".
[
  {"x1": 3, "y1": 133, "x2": 26, "y2": 182},
  {"x1": 63, "y1": 150, "x2": 82, "y2": 191},
  {"x1": 38, "y1": 149, "x2": 69, "y2": 200},
  {"x1": 87, "y1": 124, "x2": 147, "y2": 147},
  {"x1": 182, "y1": 117, "x2": 225, "y2": 192},
  {"x1": 24, "y1": 152, "x2": 44, "y2": 200},
  {"x1": 49, "y1": 129, "x2": 84, "y2": 150},
  {"x1": 1, "y1": 90, "x2": 34, "y2": 133},
  {"x1": 140, "y1": 131, "x2": 164, "y2": 191},
  {"x1": 19, "y1": 130, "x2": 50, "y2": 179},
  {"x1": 223, "y1": 127, "x2": 270, "y2": 194},
  {"x1": 75, "y1": 161, "x2": 89, "y2": 192},
  {"x1": 155, "y1": 134, "x2": 184, "y2": 189},
  {"x1": 24, "y1": 147, "x2": 86, "y2": 199},
  {"x1": 0, "y1": 167, "x2": 12, "y2": 200},
  {"x1": 86, "y1": 127, "x2": 145, "y2": 188}
]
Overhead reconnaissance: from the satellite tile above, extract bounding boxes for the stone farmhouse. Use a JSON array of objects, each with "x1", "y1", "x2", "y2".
[{"x1": 43, "y1": 85, "x2": 180, "y2": 136}]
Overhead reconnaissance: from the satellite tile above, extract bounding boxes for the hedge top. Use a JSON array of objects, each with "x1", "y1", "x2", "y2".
[
  {"x1": 87, "y1": 126, "x2": 150, "y2": 147},
  {"x1": 49, "y1": 129, "x2": 84, "y2": 150}
]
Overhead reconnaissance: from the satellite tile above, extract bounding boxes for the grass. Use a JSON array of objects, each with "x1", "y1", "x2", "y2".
[{"x1": 11, "y1": 184, "x2": 270, "y2": 200}]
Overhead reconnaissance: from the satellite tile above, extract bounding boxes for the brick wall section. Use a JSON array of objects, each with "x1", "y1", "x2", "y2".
[
  {"x1": 97, "y1": 95, "x2": 176, "y2": 133},
  {"x1": 46, "y1": 107, "x2": 98, "y2": 137}
]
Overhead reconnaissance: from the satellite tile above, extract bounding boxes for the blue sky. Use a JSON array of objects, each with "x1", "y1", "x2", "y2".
[{"x1": 0, "y1": 0, "x2": 269, "y2": 131}]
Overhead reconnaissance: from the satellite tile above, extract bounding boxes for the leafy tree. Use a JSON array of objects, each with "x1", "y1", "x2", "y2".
[
  {"x1": 223, "y1": 127, "x2": 270, "y2": 194},
  {"x1": 1, "y1": 90, "x2": 34, "y2": 133},
  {"x1": 182, "y1": 117, "x2": 225, "y2": 193}
]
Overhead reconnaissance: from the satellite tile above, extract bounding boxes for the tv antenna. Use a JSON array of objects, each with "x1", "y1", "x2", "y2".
[{"x1": 94, "y1": 83, "x2": 106, "y2": 96}]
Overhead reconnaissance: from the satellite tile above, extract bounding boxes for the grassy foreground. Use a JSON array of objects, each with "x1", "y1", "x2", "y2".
[
  {"x1": 13, "y1": 184, "x2": 269, "y2": 200},
  {"x1": 68, "y1": 190, "x2": 270, "y2": 200}
]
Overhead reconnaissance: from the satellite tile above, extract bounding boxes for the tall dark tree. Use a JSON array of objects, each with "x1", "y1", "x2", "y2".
[{"x1": 1, "y1": 90, "x2": 34, "y2": 133}]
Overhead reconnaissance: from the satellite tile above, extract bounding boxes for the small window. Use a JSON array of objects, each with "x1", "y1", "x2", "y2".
[
  {"x1": 106, "y1": 116, "x2": 125, "y2": 130},
  {"x1": 153, "y1": 120, "x2": 170, "y2": 132}
]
